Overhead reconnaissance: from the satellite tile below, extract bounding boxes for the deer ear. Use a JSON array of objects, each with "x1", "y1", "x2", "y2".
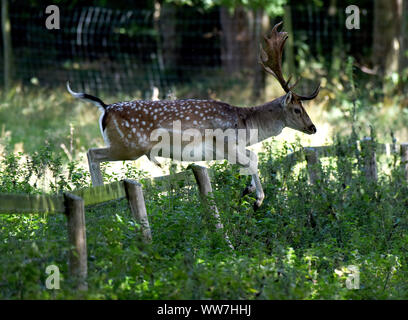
[{"x1": 281, "y1": 91, "x2": 292, "y2": 108}]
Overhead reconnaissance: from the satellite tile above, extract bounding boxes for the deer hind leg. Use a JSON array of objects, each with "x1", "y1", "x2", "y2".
[
  {"x1": 87, "y1": 148, "x2": 114, "y2": 186},
  {"x1": 87, "y1": 147, "x2": 147, "y2": 186},
  {"x1": 236, "y1": 149, "x2": 265, "y2": 211},
  {"x1": 87, "y1": 147, "x2": 136, "y2": 186}
]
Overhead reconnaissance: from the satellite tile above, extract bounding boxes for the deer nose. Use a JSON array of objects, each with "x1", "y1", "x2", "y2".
[{"x1": 309, "y1": 125, "x2": 316, "y2": 134}]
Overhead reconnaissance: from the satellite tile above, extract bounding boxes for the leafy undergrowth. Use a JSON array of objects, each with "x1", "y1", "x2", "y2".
[{"x1": 0, "y1": 135, "x2": 408, "y2": 300}]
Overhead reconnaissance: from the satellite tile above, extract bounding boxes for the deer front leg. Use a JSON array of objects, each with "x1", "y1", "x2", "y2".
[
  {"x1": 242, "y1": 174, "x2": 264, "y2": 209},
  {"x1": 242, "y1": 176, "x2": 256, "y2": 197},
  {"x1": 237, "y1": 149, "x2": 265, "y2": 211},
  {"x1": 250, "y1": 173, "x2": 264, "y2": 210}
]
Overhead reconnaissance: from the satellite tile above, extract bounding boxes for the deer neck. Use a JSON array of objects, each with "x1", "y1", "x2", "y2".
[{"x1": 242, "y1": 99, "x2": 285, "y2": 143}]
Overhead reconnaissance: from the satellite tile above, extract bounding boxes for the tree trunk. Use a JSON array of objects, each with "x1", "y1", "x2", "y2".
[
  {"x1": 372, "y1": 0, "x2": 401, "y2": 77},
  {"x1": 1, "y1": 0, "x2": 13, "y2": 93},
  {"x1": 251, "y1": 8, "x2": 268, "y2": 100},
  {"x1": 159, "y1": 2, "x2": 177, "y2": 70},
  {"x1": 220, "y1": 6, "x2": 269, "y2": 100},
  {"x1": 398, "y1": 0, "x2": 408, "y2": 91},
  {"x1": 283, "y1": 5, "x2": 295, "y2": 77},
  {"x1": 220, "y1": 6, "x2": 254, "y2": 74}
]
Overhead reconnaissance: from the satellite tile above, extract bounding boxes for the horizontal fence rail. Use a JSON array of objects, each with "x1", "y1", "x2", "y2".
[
  {"x1": 0, "y1": 193, "x2": 65, "y2": 214},
  {"x1": 285, "y1": 142, "x2": 400, "y2": 168},
  {"x1": 72, "y1": 180, "x2": 126, "y2": 206}
]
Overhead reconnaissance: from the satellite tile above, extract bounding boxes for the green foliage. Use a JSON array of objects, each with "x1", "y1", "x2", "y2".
[
  {"x1": 1, "y1": 130, "x2": 408, "y2": 299},
  {"x1": 0, "y1": 142, "x2": 90, "y2": 194}
]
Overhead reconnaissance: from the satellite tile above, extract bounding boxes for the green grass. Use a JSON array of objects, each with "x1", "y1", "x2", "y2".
[
  {"x1": 0, "y1": 135, "x2": 408, "y2": 299},
  {"x1": 0, "y1": 86, "x2": 101, "y2": 158}
]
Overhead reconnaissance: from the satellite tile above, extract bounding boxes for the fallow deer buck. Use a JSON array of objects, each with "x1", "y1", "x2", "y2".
[{"x1": 67, "y1": 21, "x2": 320, "y2": 210}]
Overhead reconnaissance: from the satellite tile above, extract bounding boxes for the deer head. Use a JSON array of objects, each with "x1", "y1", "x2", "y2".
[{"x1": 259, "y1": 22, "x2": 320, "y2": 135}]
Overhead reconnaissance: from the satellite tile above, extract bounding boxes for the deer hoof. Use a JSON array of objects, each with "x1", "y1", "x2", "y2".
[
  {"x1": 253, "y1": 192, "x2": 265, "y2": 211},
  {"x1": 253, "y1": 199, "x2": 263, "y2": 211},
  {"x1": 242, "y1": 185, "x2": 256, "y2": 197}
]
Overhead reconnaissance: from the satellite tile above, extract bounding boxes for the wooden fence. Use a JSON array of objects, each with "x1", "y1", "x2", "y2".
[
  {"x1": 0, "y1": 164, "x2": 224, "y2": 289},
  {"x1": 1, "y1": 139, "x2": 407, "y2": 289},
  {"x1": 285, "y1": 139, "x2": 408, "y2": 184},
  {"x1": 0, "y1": 179, "x2": 152, "y2": 290}
]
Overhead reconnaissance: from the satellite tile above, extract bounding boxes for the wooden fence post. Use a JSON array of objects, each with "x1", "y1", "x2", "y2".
[
  {"x1": 87, "y1": 150, "x2": 104, "y2": 186},
  {"x1": 361, "y1": 137, "x2": 378, "y2": 182},
  {"x1": 190, "y1": 165, "x2": 233, "y2": 249},
  {"x1": 400, "y1": 143, "x2": 408, "y2": 182},
  {"x1": 305, "y1": 147, "x2": 321, "y2": 185},
  {"x1": 124, "y1": 179, "x2": 152, "y2": 243},
  {"x1": 64, "y1": 192, "x2": 88, "y2": 291}
]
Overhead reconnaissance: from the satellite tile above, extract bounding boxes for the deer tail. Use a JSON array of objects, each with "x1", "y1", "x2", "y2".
[{"x1": 66, "y1": 81, "x2": 106, "y2": 111}]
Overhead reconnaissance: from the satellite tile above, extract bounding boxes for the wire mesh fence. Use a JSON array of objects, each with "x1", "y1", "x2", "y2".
[{"x1": 1, "y1": 2, "x2": 374, "y2": 98}]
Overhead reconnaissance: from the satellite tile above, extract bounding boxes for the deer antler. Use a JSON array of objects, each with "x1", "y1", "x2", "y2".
[
  {"x1": 259, "y1": 22, "x2": 292, "y2": 92},
  {"x1": 259, "y1": 21, "x2": 320, "y2": 100},
  {"x1": 295, "y1": 83, "x2": 321, "y2": 100}
]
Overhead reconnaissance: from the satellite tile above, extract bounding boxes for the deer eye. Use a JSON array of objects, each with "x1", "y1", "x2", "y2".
[{"x1": 294, "y1": 109, "x2": 301, "y2": 115}]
